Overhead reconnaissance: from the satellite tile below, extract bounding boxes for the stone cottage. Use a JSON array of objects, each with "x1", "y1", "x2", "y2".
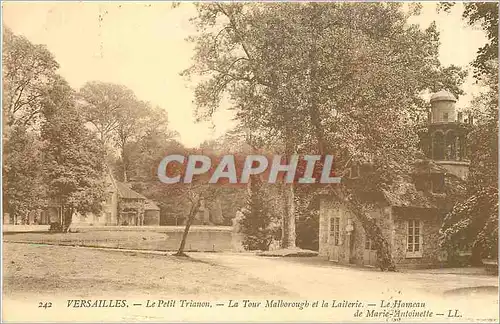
[
  {"x1": 72, "y1": 173, "x2": 161, "y2": 226},
  {"x1": 28, "y1": 170, "x2": 161, "y2": 227},
  {"x1": 318, "y1": 90, "x2": 470, "y2": 269}
]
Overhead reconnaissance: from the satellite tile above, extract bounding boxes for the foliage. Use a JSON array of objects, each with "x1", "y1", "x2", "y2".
[
  {"x1": 184, "y1": 2, "x2": 466, "y2": 269},
  {"x1": 78, "y1": 82, "x2": 136, "y2": 144},
  {"x1": 2, "y1": 27, "x2": 59, "y2": 128},
  {"x1": 240, "y1": 175, "x2": 279, "y2": 251},
  {"x1": 440, "y1": 76, "x2": 498, "y2": 261},
  {"x1": 49, "y1": 222, "x2": 63, "y2": 233},
  {"x1": 41, "y1": 77, "x2": 106, "y2": 232},
  {"x1": 295, "y1": 211, "x2": 320, "y2": 251},
  {"x1": 441, "y1": 187, "x2": 498, "y2": 262},
  {"x1": 439, "y1": 2, "x2": 498, "y2": 262},
  {"x1": 439, "y1": 2, "x2": 498, "y2": 78},
  {"x1": 78, "y1": 81, "x2": 178, "y2": 184},
  {"x1": 2, "y1": 125, "x2": 46, "y2": 223}
]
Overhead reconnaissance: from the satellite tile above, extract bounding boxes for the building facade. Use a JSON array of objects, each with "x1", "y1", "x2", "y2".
[
  {"x1": 6, "y1": 171, "x2": 162, "y2": 227},
  {"x1": 71, "y1": 175, "x2": 161, "y2": 226},
  {"x1": 318, "y1": 90, "x2": 470, "y2": 269}
]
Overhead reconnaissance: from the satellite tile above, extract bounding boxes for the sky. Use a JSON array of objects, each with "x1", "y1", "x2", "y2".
[{"x1": 2, "y1": 2, "x2": 487, "y2": 148}]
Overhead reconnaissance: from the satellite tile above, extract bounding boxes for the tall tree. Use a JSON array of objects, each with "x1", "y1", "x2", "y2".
[
  {"x1": 240, "y1": 173, "x2": 279, "y2": 251},
  {"x1": 79, "y1": 82, "x2": 176, "y2": 183},
  {"x1": 78, "y1": 81, "x2": 137, "y2": 145},
  {"x1": 113, "y1": 100, "x2": 149, "y2": 182},
  {"x1": 2, "y1": 27, "x2": 59, "y2": 225},
  {"x1": 441, "y1": 74, "x2": 498, "y2": 262},
  {"x1": 184, "y1": 2, "x2": 466, "y2": 269},
  {"x1": 2, "y1": 27, "x2": 59, "y2": 129},
  {"x1": 439, "y1": 2, "x2": 498, "y2": 78},
  {"x1": 2, "y1": 125, "x2": 46, "y2": 224},
  {"x1": 439, "y1": 2, "x2": 498, "y2": 262},
  {"x1": 42, "y1": 77, "x2": 106, "y2": 232}
]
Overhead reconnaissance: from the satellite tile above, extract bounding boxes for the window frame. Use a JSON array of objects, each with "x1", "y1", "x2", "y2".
[
  {"x1": 364, "y1": 237, "x2": 377, "y2": 251},
  {"x1": 349, "y1": 165, "x2": 360, "y2": 179},
  {"x1": 430, "y1": 174, "x2": 445, "y2": 194},
  {"x1": 406, "y1": 219, "x2": 423, "y2": 258},
  {"x1": 329, "y1": 216, "x2": 341, "y2": 246}
]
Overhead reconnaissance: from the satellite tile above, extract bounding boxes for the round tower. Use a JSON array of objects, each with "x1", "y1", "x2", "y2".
[
  {"x1": 423, "y1": 90, "x2": 471, "y2": 180},
  {"x1": 430, "y1": 90, "x2": 458, "y2": 123}
]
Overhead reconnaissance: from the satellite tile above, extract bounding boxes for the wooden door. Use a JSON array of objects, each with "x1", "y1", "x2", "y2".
[
  {"x1": 329, "y1": 212, "x2": 341, "y2": 262},
  {"x1": 363, "y1": 238, "x2": 377, "y2": 267}
]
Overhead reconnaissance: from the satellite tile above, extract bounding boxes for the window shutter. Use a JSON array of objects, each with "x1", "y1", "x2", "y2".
[
  {"x1": 406, "y1": 220, "x2": 409, "y2": 251},
  {"x1": 419, "y1": 221, "x2": 424, "y2": 253}
]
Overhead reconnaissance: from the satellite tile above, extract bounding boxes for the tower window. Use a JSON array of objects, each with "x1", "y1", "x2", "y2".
[
  {"x1": 443, "y1": 112, "x2": 449, "y2": 121},
  {"x1": 459, "y1": 135, "x2": 466, "y2": 160},
  {"x1": 432, "y1": 132, "x2": 445, "y2": 160},
  {"x1": 431, "y1": 174, "x2": 445, "y2": 193},
  {"x1": 445, "y1": 131, "x2": 457, "y2": 160}
]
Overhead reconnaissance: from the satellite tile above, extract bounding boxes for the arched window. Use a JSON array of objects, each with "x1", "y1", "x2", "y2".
[
  {"x1": 433, "y1": 132, "x2": 445, "y2": 160},
  {"x1": 445, "y1": 131, "x2": 457, "y2": 160},
  {"x1": 459, "y1": 135, "x2": 466, "y2": 160}
]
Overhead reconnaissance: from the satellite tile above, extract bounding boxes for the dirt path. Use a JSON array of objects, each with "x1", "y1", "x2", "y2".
[
  {"x1": 190, "y1": 252, "x2": 500, "y2": 322},
  {"x1": 190, "y1": 253, "x2": 498, "y2": 297},
  {"x1": 3, "y1": 243, "x2": 498, "y2": 322}
]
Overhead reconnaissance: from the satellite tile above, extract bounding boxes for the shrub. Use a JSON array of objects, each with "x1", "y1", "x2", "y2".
[{"x1": 49, "y1": 222, "x2": 63, "y2": 233}]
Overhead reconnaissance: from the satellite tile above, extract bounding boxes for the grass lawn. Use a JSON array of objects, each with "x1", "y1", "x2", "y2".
[{"x1": 3, "y1": 243, "x2": 293, "y2": 300}]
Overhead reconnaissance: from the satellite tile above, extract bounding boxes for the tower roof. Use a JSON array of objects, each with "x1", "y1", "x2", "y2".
[{"x1": 430, "y1": 90, "x2": 457, "y2": 103}]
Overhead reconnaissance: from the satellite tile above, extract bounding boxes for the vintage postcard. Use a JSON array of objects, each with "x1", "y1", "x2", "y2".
[{"x1": 2, "y1": 1, "x2": 499, "y2": 323}]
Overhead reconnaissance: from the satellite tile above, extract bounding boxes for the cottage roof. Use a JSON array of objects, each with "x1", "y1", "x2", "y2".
[
  {"x1": 116, "y1": 182, "x2": 148, "y2": 200},
  {"x1": 145, "y1": 199, "x2": 160, "y2": 211},
  {"x1": 381, "y1": 177, "x2": 434, "y2": 209},
  {"x1": 317, "y1": 160, "x2": 466, "y2": 210},
  {"x1": 382, "y1": 171, "x2": 466, "y2": 210}
]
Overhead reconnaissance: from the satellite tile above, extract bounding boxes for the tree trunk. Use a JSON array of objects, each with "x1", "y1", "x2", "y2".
[
  {"x1": 335, "y1": 186, "x2": 396, "y2": 271},
  {"x1": 305, "y1": 28, "x2": 397, "y2": 269},
  {"x1": 281, "y1": 182, "x2": 296, "y2": 249},
  {"x1": 62, "y1": 207, "x2": 73, "y2": 233},
  {"x1": 280, "y1": 136, "x2": 296, "y2": 249},
  {"x1": 122, "y1": 148, "x2": 128, "y2": 183},
  {"x1": 174, "y1": 197, "x2": 202, "y2": 256}
]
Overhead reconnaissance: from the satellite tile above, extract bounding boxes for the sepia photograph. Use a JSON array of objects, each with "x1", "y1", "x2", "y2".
[{"x1": 1, "y1": 1, "x2": 499, "y2": 322}]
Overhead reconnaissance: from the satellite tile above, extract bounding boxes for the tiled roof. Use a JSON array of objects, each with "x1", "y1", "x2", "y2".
[
  {"x1": 145, "y1": 200, "x2": 160, "y2": 211},
  {"x1": 116, "y1": 182, "x2": 147, "y2": 200},
  {"x1": 315, "y1": 160, "x2": 466, "y2": 210}
]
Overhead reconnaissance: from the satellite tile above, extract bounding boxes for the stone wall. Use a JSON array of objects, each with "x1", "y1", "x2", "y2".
[
  {"x1": 436, "y1": 161, "x2": 470, "y2": 180},
  {"x1": 391, "y1": 207, "x2": 445, "y2": 269},
  {"x1": 318, "y1": 198, "x2": 330, "y2": 257},
  {"x1": 319, "y1": 197, "x2": 393, "y2": 266},
  {"x1": 143, "y1": 210, "x2": 160, "y2": 226},
  {"x1": 431, "y1": 100, "x2": 456, "y2": 123},
  {"x1": 319, "y1": 199, "x2": 447, "y2": 269}
]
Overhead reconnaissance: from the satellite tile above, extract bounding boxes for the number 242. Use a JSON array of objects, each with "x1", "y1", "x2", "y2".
[{"x1": 38, "y1": 302, "x2": 52, "y2": 309}]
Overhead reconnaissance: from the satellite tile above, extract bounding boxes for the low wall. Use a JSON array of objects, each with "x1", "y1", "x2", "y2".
[
  {"x1": 2, "y1": 225, "x2": 50, "y2": 232},
  {"x1": 72, "y1": 225, "x2": 233, "y2": 233}
]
